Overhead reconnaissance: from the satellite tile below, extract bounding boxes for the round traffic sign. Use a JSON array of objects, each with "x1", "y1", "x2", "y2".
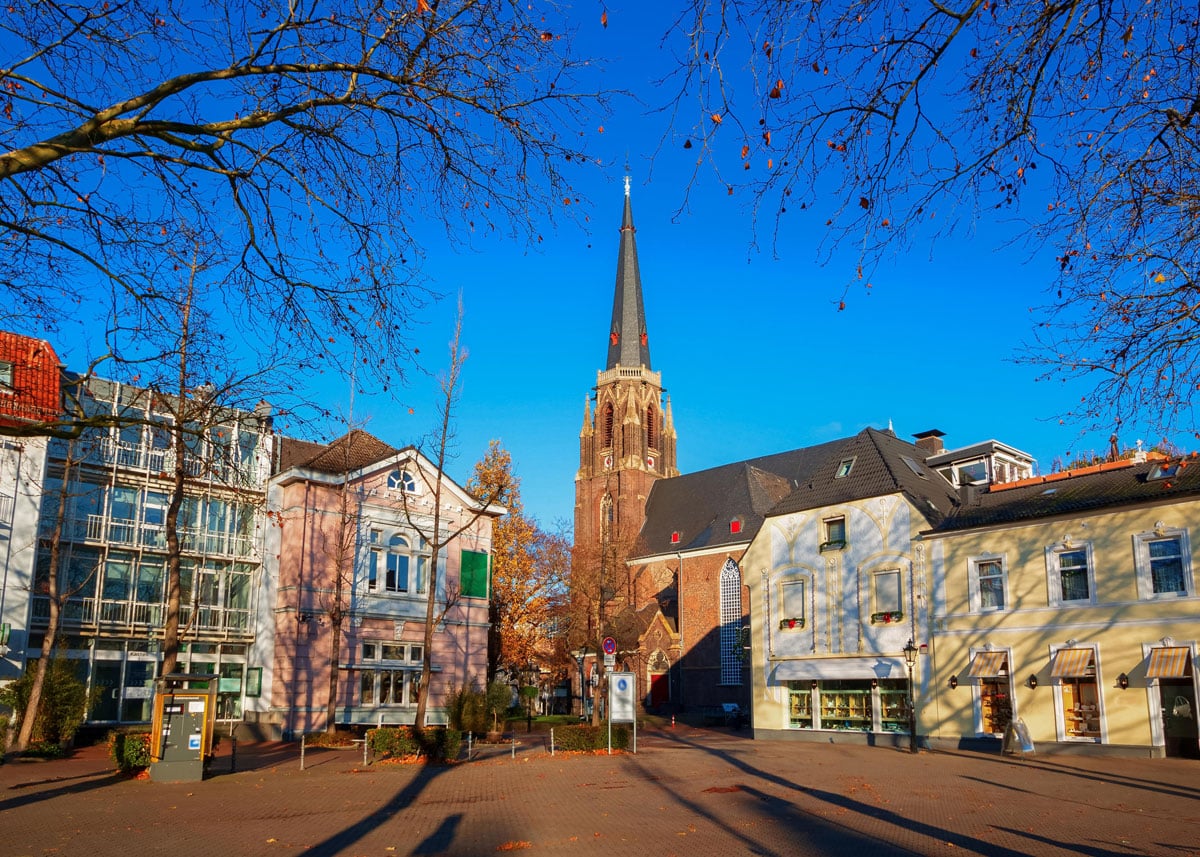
[{"x1": 602, "y1": 636, "x2": 616, "y2": 655}]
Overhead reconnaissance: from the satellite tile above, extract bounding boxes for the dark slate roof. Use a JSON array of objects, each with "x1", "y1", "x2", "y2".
[
  {"x1": 930, "y1": 456, "x2": 1200, "y2": 532},
  {"x1": 605, "y1": 187, "x2": 651, "y2": 371},
  {"x1": 281, "y1": 429, "x2": 399, "y2": 475},
  {"x1": 767, "y1": 427, "x2": 961, "y2": 525},
  {"x1": 637, "y1": 440, "x2": 846, "y2": 556}
]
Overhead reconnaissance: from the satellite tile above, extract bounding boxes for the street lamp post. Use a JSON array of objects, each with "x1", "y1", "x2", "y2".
[{"x1": 903, "y1": 638, "x2": 919, "y2": 754}]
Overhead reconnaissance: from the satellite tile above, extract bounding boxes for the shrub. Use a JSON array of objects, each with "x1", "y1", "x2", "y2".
[
  {"x1": 446, "y1": 681, "x2": 488, "y2": 735},
  {"x1": 367, "y1": 726, "x2": 463, "y2": 763},
  {"x1": 553, "y1": 724, "x2": 630, "y2": 752},
  {"x1": 0, "y1": 658, "x2": 97, "y2": 750},
  {"x1": 108, "y1": 731, "x2": 152, "y2": 773}
]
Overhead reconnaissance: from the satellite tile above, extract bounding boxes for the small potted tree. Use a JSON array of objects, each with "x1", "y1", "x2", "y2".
[{"x1": 485, "y1": 680, "x2": 511, "y2": 742}]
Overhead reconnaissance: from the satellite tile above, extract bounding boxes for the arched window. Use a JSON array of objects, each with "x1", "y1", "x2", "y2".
[
  {"x1": 719, "y1": 559, "x2": 743, "y2": 685},
  {"x1": 602, "y1": 402, "x2": 614, "y2": 449},
  {"x1": 386, "y1": 535, "x2": 410, "y2": 592},
  {"x1": 646, "y1": 405, "x2": 656, "y2": 450},
  {"x1": 387, "y1": 470, "x2": 417, "y2": 493}
]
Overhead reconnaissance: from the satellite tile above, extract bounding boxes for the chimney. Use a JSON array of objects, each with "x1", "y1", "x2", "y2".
[{"x1": 913, "y1": 429, "x2": 946, "y2": 456}]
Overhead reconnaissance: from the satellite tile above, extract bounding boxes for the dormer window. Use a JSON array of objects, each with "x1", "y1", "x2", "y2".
[
  {"x1": 900, "y1": 455, "x2": 927, "y2": 479},
  {"x1": 1149, "y1": 461, "x2": 1181, "y2": 481},
  {"x1": 834, "y1": 457, "x2": 855, "y2": 478},
  {"x1": 0, "y1": 360, "x2": 12, "y2": 389}
]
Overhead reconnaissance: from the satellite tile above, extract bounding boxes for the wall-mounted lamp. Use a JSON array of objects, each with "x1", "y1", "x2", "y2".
[
  {"x1": 1028, "y1": 674, "x2": 1038, "y2": 690},
  {"x1": 1118, "y1": 673, "x2": 1129, "y2": 690},
  {"x1": 811, "y1": 679, "x2": 819, "y2": 690},
  {"x1": 871, "y1": 678, "x2": 879, "y2": 689},
  {"x1": 949, "y1": 674, "x2": 958, "y2": 690}
]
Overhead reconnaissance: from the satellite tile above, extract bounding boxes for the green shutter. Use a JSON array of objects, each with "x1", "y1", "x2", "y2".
[{"x1": 460, "y1": 550, "x2": 489, "y2": 599}]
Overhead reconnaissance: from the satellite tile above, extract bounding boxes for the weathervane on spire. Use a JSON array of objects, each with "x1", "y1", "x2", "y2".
[{"x1": 624, "y1": 174, "x2": 631, "y2": 197}]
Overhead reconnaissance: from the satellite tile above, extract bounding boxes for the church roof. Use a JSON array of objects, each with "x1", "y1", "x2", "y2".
[{"x1": 605, "y1": 181, "x2": 651, "y2": 371}]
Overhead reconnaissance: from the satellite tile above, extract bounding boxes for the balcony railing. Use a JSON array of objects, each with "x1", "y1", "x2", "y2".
[
  {"x1": 70, "y1": 436, "x2": 267, "y2": 487},
  {"x1": 80, "y1": 515, "x2": 259, "y2": 559},
  {"x1": 31, "y1": 595, "x2": 250, "y2": 638}
]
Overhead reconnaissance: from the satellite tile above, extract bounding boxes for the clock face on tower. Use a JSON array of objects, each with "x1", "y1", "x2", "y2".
[
  {"x1": 646, "y1": 455, "x2": 655, "y2": 469},
  {"x1": 603, "y1": 455, "x2": 612, "y2": 470}
]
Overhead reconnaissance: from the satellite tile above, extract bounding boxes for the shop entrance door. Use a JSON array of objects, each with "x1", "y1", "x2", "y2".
[{"x1": 1160, "y1": 680, "x2": 1199, "y2": 758}]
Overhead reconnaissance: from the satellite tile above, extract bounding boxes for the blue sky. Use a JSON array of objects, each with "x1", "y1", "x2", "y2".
[
  {"x1": 339, "y1": 3, "x2": 1164, "y2": 528},
  {"x1": 39, "y1": 3, "x2": 1175, "y2": 529}
]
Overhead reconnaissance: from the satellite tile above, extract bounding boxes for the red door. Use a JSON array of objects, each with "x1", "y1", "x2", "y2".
[{"x1": 649, "y1": 672, "x2": 669, "y2": 707}]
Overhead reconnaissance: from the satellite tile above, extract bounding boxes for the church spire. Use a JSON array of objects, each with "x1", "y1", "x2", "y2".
[{"x1": 606, "y1": 176, "x2": 650, "y2": 371}]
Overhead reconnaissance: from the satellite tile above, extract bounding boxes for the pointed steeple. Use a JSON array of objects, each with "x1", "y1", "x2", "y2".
[{"x1": 606, "y1": 176, "x2": 651, "y2": 370}]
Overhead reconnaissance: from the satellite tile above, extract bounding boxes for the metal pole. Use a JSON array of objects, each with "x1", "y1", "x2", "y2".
[{"x1": 908, "y1": 662, "x2": 918, "y2": 754}]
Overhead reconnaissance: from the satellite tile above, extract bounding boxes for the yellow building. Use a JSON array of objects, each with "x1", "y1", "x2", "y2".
[{"x1": 924, "y1": 455, "x2": 1200, "y2": 758}]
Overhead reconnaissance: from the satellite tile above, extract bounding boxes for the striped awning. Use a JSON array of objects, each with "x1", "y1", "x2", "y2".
[
  {"x1": 966, "y1": 651, "x2": 1008, "y2": 678},
  {"x1": 1050, "y1": 648, "x2": 1094, "y2": 678},
  {"x1": 1146, "y1": 647, "x2": 1192, "y2": 678}
]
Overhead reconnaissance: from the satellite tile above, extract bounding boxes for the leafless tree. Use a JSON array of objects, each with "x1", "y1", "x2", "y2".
[
  {"x1": 1, "y1": 0, "x2": 606, "y2": 416},
  {"x1": 669, "y1": 1, "x2": 1200, "y2": 436},
  {"x1": 401, "y1": 303, "x2": 506, "y2": 731},
  {"x1": 7, "y1": 440, "x2": 94, "y2": 755}
]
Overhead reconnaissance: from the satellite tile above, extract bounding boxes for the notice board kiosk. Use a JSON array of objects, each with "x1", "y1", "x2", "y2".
[{"x1": 150, "y1": 673, "x2": 217, "y2": 782}]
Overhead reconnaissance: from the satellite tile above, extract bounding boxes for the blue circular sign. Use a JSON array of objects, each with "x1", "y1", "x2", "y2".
[
  {"x1": 617, "y1": 677, "x2": 629, "y2": 692},
  {"x1": 602, "y1": 636, "x2": 616, "y2": 655}
]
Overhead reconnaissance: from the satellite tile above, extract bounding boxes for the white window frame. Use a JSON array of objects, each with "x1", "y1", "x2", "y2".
[
  {"x1": 0, "y1": 359, "x2": 12, "y2": 389},
  {"x1": 871, "y1": 568, "x2": 904, "y2": 619},
  {"x1": 387, "y1": 469, "x2": 418, "y2": 493},
  {"x1": 1049, "y1": 642, "x2": 1106, "y2": 743},
  {"x1": 1133, "y1": 527, "x2": 1193, "y2": 600},
  {"x1": 821, "y1": 516, "x2": 846, "y2": 551},
  {"x1": 968, "y1": 553, "x2": 1008, "y2": 613},
  {"x1": 1045, "y1": 541, "x2": 1096, "y2": 606},
  {"x1": 778, "y1": 577, "x2": 808, "y2": 630},
  {"x1": 967, "y1": 646, "x2": 1015, "y2": 737}
]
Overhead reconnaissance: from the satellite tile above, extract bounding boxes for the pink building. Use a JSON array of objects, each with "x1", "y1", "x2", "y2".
[{"x1": 261, "y1": 430, "x2": 502, "y2": 735}]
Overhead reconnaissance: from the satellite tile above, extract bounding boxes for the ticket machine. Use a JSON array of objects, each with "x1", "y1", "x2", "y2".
[{"x1": 150, "y1": 673, "x2": 218, "y2": 782}]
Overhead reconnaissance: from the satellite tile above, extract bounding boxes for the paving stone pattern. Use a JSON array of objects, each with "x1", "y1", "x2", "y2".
[{"x1": 2, "y1": 726, "x2": 1198, "y2": 856}]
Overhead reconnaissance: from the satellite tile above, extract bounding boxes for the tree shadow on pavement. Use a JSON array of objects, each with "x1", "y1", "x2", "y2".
[
  {"x1": 639, "y1": 730, "x2": 1102, "y2": 857},
  {"x1": 299, "y1": 762, "x2": 448, "y2": 857},
  {"x1": 0, "y1": 770, "x2": 120, "y2": 813},
  {"x1": 951, "y1": 752, "x2": 1200, "y2": 801}
]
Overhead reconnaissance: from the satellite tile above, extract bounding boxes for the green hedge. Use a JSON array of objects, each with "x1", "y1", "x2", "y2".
[
  {"x1": 554, "y1": 724, "x2": 630, "y2": 751},
  {"x1": 367, "y1": 726, "x2": 462, "y2": 763},
  {"x1": 108, "y1": 731, "x2": 152, "y2": 773}
]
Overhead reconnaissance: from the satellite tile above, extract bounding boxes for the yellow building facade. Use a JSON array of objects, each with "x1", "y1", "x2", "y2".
[{"x1": 924, "y1": 458, "x2": 1200, "y2": 758}]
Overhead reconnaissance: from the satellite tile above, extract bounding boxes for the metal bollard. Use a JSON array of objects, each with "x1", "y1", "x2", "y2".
[
  {"x1": 550, "y1": 728, "x2": 555, "y2": 756},
  {"x1": 300, "y1": 733, "x2": 306, "y2": 771}
]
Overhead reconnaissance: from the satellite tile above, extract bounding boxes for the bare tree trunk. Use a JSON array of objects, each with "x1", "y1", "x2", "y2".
[
  {"x1": 11, "y1": 449, "x2": 76, "y2": 754},
  {"x1": 160, "y1": 259, "x2": 198, "y2": 677}
]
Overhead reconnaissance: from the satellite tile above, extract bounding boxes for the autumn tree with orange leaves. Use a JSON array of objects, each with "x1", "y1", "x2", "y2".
[
  {"x1": 468, "y1": 441, "x2": 570, "y2": 682},
  {"x1": 671, "y1": 1, "x2": 1200, "y2": 439}
]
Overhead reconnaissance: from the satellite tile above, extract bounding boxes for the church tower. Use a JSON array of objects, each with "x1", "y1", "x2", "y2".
[{"x1": 574, "y1": 179, "x2": 678, "y2": 564}]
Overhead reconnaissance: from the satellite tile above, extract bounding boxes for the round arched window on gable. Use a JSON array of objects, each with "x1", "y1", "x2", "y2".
[{"x1": 387, "y1": 469, "x2": 418, "y2": 493}]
